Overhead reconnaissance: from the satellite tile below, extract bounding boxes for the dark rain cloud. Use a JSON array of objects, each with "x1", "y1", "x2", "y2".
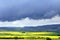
[{"x1": 0, "y1": 0, "x2": 60, "y2": 21}]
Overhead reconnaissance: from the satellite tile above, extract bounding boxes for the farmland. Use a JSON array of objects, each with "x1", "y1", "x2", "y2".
[
  {"x1": 0, "y1": 38, "x2": 60, "y2": 40},
  {"x1": 0, "y1": 32, "x2": 60, "y2": 40}
]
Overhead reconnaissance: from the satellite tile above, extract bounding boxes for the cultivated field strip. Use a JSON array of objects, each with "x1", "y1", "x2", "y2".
[{"x1": 0, "y1": 32, "x2": 60, "y2": 39}]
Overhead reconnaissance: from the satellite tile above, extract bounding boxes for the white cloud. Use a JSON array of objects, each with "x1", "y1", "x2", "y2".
[{"x1": 0, "y1": 15, "x2": 60, "y2": 27}]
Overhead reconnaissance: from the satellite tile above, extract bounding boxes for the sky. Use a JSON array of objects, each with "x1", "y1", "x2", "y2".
[{"x1": 0, "y1": 0, "x2": 60, "y2": 27}]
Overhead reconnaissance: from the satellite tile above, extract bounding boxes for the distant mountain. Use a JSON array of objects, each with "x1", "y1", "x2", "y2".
[
  {"x1": 22, "y1": 24, "x2": 60, "y2": 32},
  {"x1": 0, "y1": 24, "x2": 60, "y2": 32}
]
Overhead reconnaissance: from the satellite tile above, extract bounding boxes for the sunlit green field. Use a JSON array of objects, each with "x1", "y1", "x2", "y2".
[
  {"x1": 0, "y1": 32, "x2": 60, "y2": 40},
  {"x1": 0, "y1": 38, "x2": 59, "y2": 40}
]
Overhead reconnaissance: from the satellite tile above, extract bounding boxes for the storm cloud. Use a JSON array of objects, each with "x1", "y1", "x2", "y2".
[
  {"x1": 0, "y1": 16, "x2": 60, "y2": 27},
  {"x1": 0, "y1": 0, "x2": 60, "y2": 21}
]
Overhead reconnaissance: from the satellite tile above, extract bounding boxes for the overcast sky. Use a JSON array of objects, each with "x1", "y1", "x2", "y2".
[{"x1": 0, "y1": 0, "x2": 60, "y2": 27}]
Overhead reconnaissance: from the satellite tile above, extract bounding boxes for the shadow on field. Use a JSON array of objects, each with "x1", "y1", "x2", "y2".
[{"x1": 46, "y1": 37, "x2": 52, "y2": 40}]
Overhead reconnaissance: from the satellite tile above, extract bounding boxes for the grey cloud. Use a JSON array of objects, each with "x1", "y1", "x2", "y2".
[{"x1": 0, "y1": 0, "x2": 60, "y2": 21}]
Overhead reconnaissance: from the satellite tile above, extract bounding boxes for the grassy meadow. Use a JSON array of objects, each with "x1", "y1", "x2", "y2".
[{"x1": 0, "y1": 32, "x2": 60, "y2": 40}]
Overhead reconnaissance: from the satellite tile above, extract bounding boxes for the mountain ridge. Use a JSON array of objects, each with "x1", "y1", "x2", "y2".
[{"x1": 0, "y1": 24, "x2": 60, "y2": 32}]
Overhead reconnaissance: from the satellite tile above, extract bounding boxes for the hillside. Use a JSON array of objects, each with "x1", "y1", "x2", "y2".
[{"x1": 0, "y1": 24, "x2": 60, "y2": 32}]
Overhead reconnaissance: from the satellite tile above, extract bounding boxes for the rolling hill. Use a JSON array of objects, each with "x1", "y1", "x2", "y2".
[{"x1": 0, "y1": 24, "x2": 60, "y2": 32}]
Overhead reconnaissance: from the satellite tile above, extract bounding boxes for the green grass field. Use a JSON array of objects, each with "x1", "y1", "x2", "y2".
[
  {"x1": 0, "y1": 32, "x2": 60, "y2": 40},
  {"x1": 0, "y1": 38, "x2": 59, "y2": 40}
]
